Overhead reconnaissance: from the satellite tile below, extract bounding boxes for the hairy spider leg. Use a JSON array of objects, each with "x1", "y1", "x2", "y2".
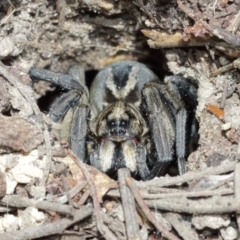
[
  {"x1": 143, "y1": 78, "x2": 193, "y2": 176},
  {"x1": 164, "y1": 75, "x2": 198, "y2": 175},
  {"x1": 29, "y1": 67, "x2": 82, "y2": 90},
  {"x1": 136, "y1": 144, "x2": 150, "y2": 180},
  {"x1": 29, "y1": 65, "x2": 89, "y2": 161},
  {"x1": 70, "y1": 104, "x2": 89, "y2": 162},
  {"x1": 142, "y1": 81, "x2": 176, "y2": 176}
]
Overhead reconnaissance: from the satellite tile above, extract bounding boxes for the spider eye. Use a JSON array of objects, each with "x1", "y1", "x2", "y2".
[
  {"x1": 120, "y1": 120, "x2": 128, "y2": 128},
  {"x1": 107, "y1": 120, "x2": 117, "y2": 128},
  {"x1": 107, "y1": 119, "x2": 129, "y2": 129}
]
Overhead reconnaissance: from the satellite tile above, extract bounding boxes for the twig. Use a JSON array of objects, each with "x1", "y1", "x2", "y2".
[
  {"x1": 210, "y1": 57, "x2": 240, "y2": 77},
  {"x1": 137, "y1": 160, "x2": 235, "y2": 188},
  {"x1": 136, "y1": 0, "x2": 156, "y2": 22},
  {"x1": 40, "y1": 122, "x2": 52, "y2": 185},
  {"x1": 0, "y1": 195, "x2": 73, "y2": 215},
  {"x1": 118, "y1": 168, "x2": 140, "y2": 239},
  {"x1": 67, "y1": 149, "x2": 117, "y2": 240},
  {"x1": 234, "y1": 142, "x2": 240, "y2": 231},
  {"x1": 67, "y1": 150, "x2": 104, "y2": 233},
  {"x1": 146, "y1": 196, "x2": 240, "y2": 214},
  {"x1": 105, "y1": 189, "x2": 120, "y2": 198},
  {"x1": 213, "y1": 42, "x2": 240, "y2": 59},
  {"x1": 54, "y1": 180, "x2": 88, "y2": 204},
  {"x1": 62, "y1": 230, "x2": 86, "y2": 237},
  {"x1": 60, "y1": 173, "x2": 73, "y2": 208},
  {"x1": 206, "y1": 174, "x2": 233, "y2": 191},
  {"x1": 0, "y1": 63, "x2": 52, "y2": 186},
  {"x1": 126, "y1": 177, "x2": 180, "y2": 240},
  {"x1": 84, "y1": 44, "x2": 143, "y2": 54},
  {"x1": 0, "y1": 65, "x2": 38, "y2": 121},
  {"x1": 0, "y1": 204, "x2": 93, "y2": 240},
  {"x1": 7, "y1": 0, "x2": 16, "y2": 8},
  {"x1": 107, "y1": 173, "x2": 234, "y2": 200},
  {"x1": 177, "y1": 0, "x2": 196, "y2": 20},
  {"x1": 165, "y1": 213, "x2": 199, "y2": 240},
  {"x1": 148, "y1": 187, "x2": 183, "y2": 194},
  {"x1": 236, "y1": 135, "x2": 240, "y2": 160},
  {"x1": 203, "y1": 22, "x2": 240, "y2": 47},
  {"x1": 0, "y1": 8, "x2": 16, "y2": 26},
  {"x1": 77, "y1": 189, "x2": 91, "y2": 206},
  {"x1": 0, "y1": 172, "x2": 6, "y2": 197},
  {"x1": 211, "y1": 0, "x2": 218, "y2": 17},
  {"x1": 232, "y1": 12, "x2": 240, "y2": 34},
  {"x1": 234, "y1": 163, "x2": 240, "y2": 230},
  {"x1": 220, "y1": 80, "x2": 229, "y2": 108},
  {"x1": 141, "y1": 188, "x2": 233, "y2": 199},
  {"x1": 56, "y1": 0, "x2": 66, "y2": 27},
  {"x1": 103, "y1": 212, "x2": 127, "y2": 240}
]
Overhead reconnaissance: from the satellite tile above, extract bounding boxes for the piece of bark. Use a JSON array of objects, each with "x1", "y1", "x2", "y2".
[
  {"x1": 141, "y1": 29, "x2": 212, "y2": 48},
  {"x1": 0, "y1": 115, "x2": 43, "y2": 152}
]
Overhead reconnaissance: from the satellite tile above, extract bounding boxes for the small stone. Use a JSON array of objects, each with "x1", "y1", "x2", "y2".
[
  {"x1": 192, "y1": 215, "x2": 230, "y2": 230},
  {"x1": 220, "y1": 226, "x2": 237, "y2": 240},
  {"x1": 1, "y1": 214, "x2": 19, "y2": 232},
  {"x1": 221, "y1": 123, "x2": 231, "y2": 131},
  {"x1": 29, "y1": 186, "x2": 46, "y2": 199}
]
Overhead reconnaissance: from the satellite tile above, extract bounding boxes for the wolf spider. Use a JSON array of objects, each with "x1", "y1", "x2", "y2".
[{"x1": 29, "y1": 61, "x2": 197, "y2": 180}]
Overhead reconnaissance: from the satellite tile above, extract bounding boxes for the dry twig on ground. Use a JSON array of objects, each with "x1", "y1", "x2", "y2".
[
  {"x1": 67, "y1": 149, "x2": 117, "y2": 240},
  {"x1": 118, "y1": 168, "x2": 139, "y2": 239},
  {"x1": 126, "y1": 177, "x2": 180, "y2": 240},
  {"x1": 0, "y1": 204, "x2": 93, "y2": 240}
]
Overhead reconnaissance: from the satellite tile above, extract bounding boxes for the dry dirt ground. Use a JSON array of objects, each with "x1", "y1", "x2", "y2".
[{"x1": 0, "y1": 0, "x2": 240, "y2": 239}]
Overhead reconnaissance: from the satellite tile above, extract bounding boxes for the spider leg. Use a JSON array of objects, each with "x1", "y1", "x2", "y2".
[
  {"x1": 149, "y1": 162, "x2": 170, "y2": 178},
  {"x1": 29, "y1": 67, "x2": 82, "y2": 90},
  {"x1": 175, "y1": 108, "x2": 187, "y2": 175},
  {"x1": 29, "y1": 66, "x2": 89, "y2": 161},
  {"x1": 57, "y1": 94, "x2": 89, "y2": 160},
  {"x1": 143, "y1": 79, "x2": 188, "y2": 175},
  {"x1": 64, "y1": 66, "x2": 89, "y2": 161},
  {"x1": 70, "y1": 104, "x2": 89, "y2": 161},
  {"x1": 164, "y1": 75, "x2": 198, "y2": 175},
  {"x1": 136, "y1": 145, "x2": 150, "y2": 180},
  {"x1": 88, "y1": 143, "x2": 101, "y2": 170},
  {"x1": 164, "y1": 76, "x2": 198, "y2": 109},
  {"x1": 68, "y1": 65, "x2": 86, "y2": 86},
  {"x1": 142, "y1": 81, "x2": 175, "y2": 164},
  {"x1": 49, "y1": 90, "x2": 80, "y2": 122}
]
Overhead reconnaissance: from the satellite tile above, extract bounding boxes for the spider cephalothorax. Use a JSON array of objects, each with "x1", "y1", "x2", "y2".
[{"x1": 29, "y1": 61, "x2": 197, "y2": 180}]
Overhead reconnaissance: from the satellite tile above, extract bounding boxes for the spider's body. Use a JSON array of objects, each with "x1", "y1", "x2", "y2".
[{"x1": 30, "y1": 61, "x2": 197, "y2": 180}]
